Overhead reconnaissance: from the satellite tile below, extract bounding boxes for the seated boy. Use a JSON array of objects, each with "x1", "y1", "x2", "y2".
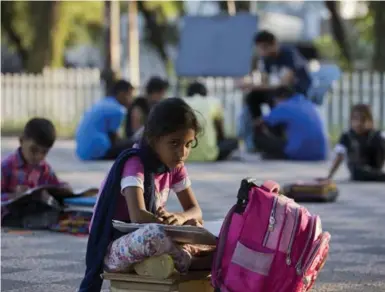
[
  {"x1": 324, "y1": 104, "x2": 385, "y2": 182},
  {"x1": 254, "y1": 86, "x2": 328, "y2": 161},
  {"x1": 183, "y1": 82, "x2": 238, "y2": 161},
  {"x1": 76, "y1": 80, "x2": 134, "y2": 160},
  {"x1": 1, "y1": 118, "x2": 68, "y2": 216}
]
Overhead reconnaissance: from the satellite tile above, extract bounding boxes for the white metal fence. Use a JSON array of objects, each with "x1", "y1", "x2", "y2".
[{"x1": 1, "y1": 68, "x2": 385, "y2": 137}]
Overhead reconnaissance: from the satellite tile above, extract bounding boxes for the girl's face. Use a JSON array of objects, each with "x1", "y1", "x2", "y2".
[
  {"x1": 153, "y1": 129, "x2": 196, "y2": 169},
  {"x1": 351, "y1": 111, "x2": 372, "y2": 134}
]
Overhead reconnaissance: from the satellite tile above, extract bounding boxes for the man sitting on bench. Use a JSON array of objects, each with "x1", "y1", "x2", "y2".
[{"x1": 240, "y1": 30, "x2": 312, "y2": 121}]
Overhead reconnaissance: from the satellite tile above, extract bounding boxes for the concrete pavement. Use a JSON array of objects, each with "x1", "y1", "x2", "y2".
[{"x1": 1, "y1": 138, "x2": 385, "y2": 292}]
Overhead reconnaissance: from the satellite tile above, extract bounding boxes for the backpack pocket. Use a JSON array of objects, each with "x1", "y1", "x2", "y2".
[
  {"x1": 298, "y1": 232, "x2": 331, "y2": 291},
  {"x1": 224, "y1": 241, "x2": 274, "y2": 291}
]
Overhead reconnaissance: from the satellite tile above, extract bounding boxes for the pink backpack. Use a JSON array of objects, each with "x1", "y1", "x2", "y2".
[{"x1": 211, "y1": 178, "x2": 330, "y2": 292}]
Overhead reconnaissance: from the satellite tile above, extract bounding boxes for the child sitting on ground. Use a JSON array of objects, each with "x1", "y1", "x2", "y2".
[
  {"x1": 1, "y1": 118, "x2": 68, "y2": 202},
  {"x1": 1, "y1": 118, "x2": 69, "y2": 223},
  {"x1": 324, "y1": 104, "x2": 385, "y2": 182},
  {"x1": 254, "y1": 86, "x2": 327, "y2": 161},
  {"x1": 80, "y1": 98, "x2": 211, "y2": 291}
]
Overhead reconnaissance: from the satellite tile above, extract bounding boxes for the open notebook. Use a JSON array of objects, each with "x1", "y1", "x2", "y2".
[
  {"x1": 112, "y1": 220, "x2": 223, "y2": 245},
  {"x1": 2, "y1": 186, "x2": 98, "y2": 207}
]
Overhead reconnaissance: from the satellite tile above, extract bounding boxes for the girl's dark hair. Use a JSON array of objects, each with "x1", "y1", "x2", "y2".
[
  {"x1": 351, "y1": 103, "x2": 373, "y2": 122},
  {"x1": 143, "y1": 98, "x2": 202, "y2": 145}
]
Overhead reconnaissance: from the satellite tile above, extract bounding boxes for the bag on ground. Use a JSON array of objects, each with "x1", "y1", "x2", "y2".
[{"x1": 211, "y1": 178, "x2": 330, "y2": 292}]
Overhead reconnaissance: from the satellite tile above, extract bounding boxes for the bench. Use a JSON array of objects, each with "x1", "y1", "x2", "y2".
[{"x1": 102, "y1": 271, "x2": 213, "y2": 292}]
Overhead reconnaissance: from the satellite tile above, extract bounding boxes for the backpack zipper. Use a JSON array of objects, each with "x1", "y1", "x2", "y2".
[
  {"x1": 295, "y1": 216, "x2": 316, "y2": 275},
  {"x1": 286, "y1": 207, "x2": 299, "y2": 266},
  {"x1": 263, "y1": 196, "x2": 278, "y2": 246},
  {"x1": 301, "y1": 234, "x2": 325, "y2": 275}
]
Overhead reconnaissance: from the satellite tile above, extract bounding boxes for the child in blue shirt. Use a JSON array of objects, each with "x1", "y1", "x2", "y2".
[
  {"x1": 76, "y1": 80, "x2": 134, "y2": 160},
  {"x1": 254, "y1": 86, "x2": 328, "y2": 161}
]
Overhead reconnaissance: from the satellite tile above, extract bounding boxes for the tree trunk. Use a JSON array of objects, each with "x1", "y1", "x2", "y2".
[
  {"x1": 370, "y1": 2, "x2": 385, "y2": 72},
  {"x1": 26, "y1": 1, "x2": 61, "y2": 73},
  {"x1": 324, "y1": 1, "x2": 352, "y2": 68},
  {"x1": 137, "y1": 1, "x2": 168, "y2": 63},
  {"x1": 0, "y1": 1, "x2": 29, "y2": 69},
  {"x1": 50, "y1": 3, "x2": 70, "y2": 68}
]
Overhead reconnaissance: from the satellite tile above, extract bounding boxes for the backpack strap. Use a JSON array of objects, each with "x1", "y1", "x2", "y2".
[
  {"x1": 235, "y1": 178, "x2": 279, "y2": 214},
  {"x1": 235, "y1": 178, "x2": 256, "y2": 214}
]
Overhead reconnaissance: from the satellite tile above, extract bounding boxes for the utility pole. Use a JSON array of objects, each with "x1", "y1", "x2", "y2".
[
  {"x1": 128, "y1": 0, "x2": 140, "y2": 88},
  {"x1": 102, "y1": 0, "x2": 120, "y2": 95}
]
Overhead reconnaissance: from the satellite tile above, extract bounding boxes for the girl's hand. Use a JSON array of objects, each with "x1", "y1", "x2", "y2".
[{"x1": 156, "y1": 207, "x2": 186, "y2": 226}]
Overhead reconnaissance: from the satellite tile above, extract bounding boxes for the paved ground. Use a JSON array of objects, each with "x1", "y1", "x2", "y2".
[{"x1": 1, "y1": 137, "x2": 385, "y2": 292}]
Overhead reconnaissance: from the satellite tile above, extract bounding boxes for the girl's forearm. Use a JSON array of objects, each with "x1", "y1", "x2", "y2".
[
  {"x1": 178, "y1": 206, "x2": 203, "y2": 224},
  {"x1": 132, "y1": 210, "x2": 163, "y2": 224}
]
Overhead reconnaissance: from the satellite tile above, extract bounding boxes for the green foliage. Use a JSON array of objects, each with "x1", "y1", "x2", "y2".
[
  {"x1": 1, "y1": 1, "x2": 103, "y2": 71},
  {"x1": 2, "y1": 1, "x2": 185, "y2": 72},
  {"x1": 143, "y1": 1, "x2": 184, "y2": 20},
  {"x1": 2, "y1": 1, "x2": 33, "y2": 54},
  {"x1": 62, "y1": 1, "x2": 104, "y2": 47},
  {"x1": 314, "y1": 35, "x2": 350, "y2": 70}
]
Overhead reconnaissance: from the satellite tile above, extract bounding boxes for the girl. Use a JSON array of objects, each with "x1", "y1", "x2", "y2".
[
  {"x1": 80, "y1": 98, "x2": 205, "y2": 291},
  {"x1": 324, "y1": 104, "x2": 385, "y2": 182}
]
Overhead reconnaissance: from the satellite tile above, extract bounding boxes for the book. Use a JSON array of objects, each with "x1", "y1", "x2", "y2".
[
  {"x1": 63, "y1": 205, "x2": 95, "y2": 213},
  {"x1": 112, "y1": 220, "x2": 222, "y2": 245},
  {"x1": 63, "y1": 196, "x2": 97, "y2": 207},
  {"x1": 2, "y1": 186, "x2": 98, "y2": 207},
  {"x1": 25, "y1": 185, "x2": 98, "y2": 198}
]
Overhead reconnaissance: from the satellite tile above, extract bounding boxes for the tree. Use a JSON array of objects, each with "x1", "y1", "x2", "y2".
[
  {"x1": 369, "y1": 1, "x2": 385, "y2": 71},
  {"x1": 324, "y1": 1, "x2": 352, "y2": 68},
  {"x1": 1, "y1": 1, "x2": 103, "y2": 73},
  {"x1": 136, "y1": 1, "x2": 185, "y2": 75},
  {"x1": 1, "y1": 1, "x2": 64, "y2": 73}
]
